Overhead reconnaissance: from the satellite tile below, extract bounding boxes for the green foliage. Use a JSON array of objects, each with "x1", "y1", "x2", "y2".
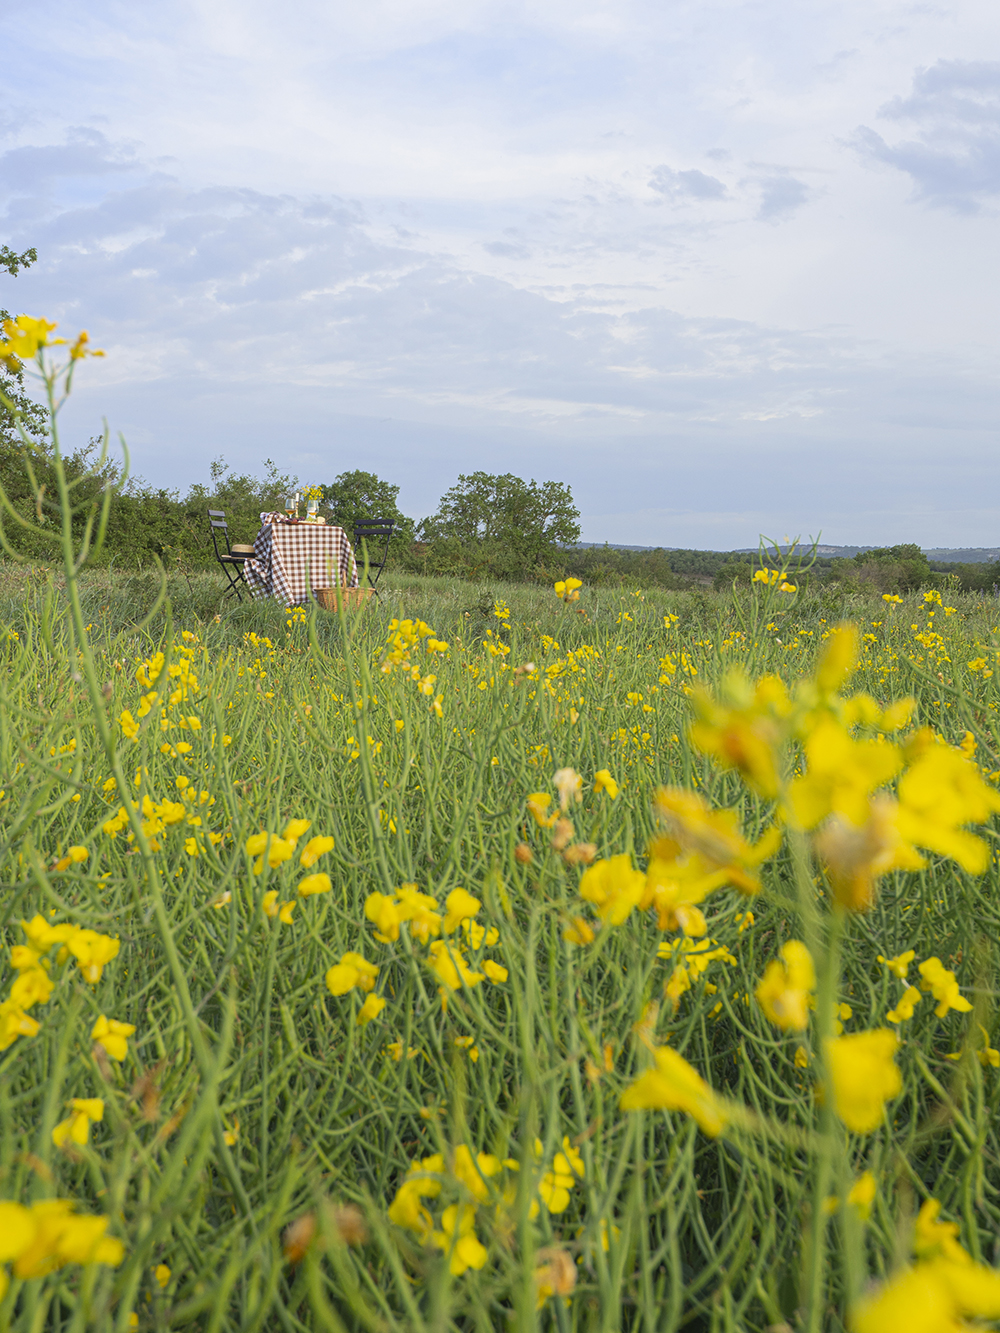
[
  {"x1": 562, "y1": 544, "x2": 689, "y2": 590},
  {"x1": 834, "y1": 542, "x2": 932, "y2": 593},
  {"x1": 321, "y1": 469, "x2": 415, "y2": 545},
  {"x1": 414, "y1": 471, "x2": 580, "y2": 580},
  {"x1": 712, "y1": 558, "x2": 752, "y2": 591},
  {"x1": 0, "y1": 245, "x2": 46, "y2": 448},
  {"x1": 949, "y1": 560, "x2": 1000, "y2": 593}
]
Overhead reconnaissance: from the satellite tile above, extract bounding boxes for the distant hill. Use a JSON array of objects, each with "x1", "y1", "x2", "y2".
[{"x1": 576, "y1": 542, "x2": 1000, "y2": 564}]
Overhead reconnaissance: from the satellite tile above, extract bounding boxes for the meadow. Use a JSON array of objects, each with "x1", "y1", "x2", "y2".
[{"x1": 5, "y1": 321, "x2": 1000, "y2": 1331}]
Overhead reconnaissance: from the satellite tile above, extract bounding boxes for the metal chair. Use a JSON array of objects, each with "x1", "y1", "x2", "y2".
[
  {"x1": 208, "y1": 510, "x2": 254, "y2": 602},
  {"x1": 352, "y1": 519, "x2": 396, "y2": 598}
]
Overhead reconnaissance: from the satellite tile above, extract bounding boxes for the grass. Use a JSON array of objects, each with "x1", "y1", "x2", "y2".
[{"x1": 2, "y1": 553, "x2": 1000, "y2": 1331}]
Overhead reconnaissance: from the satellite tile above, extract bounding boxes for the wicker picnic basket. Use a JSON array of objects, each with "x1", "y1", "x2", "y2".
[{"x1": 315, "y1": 586, "x2": 373, "y2": 612}]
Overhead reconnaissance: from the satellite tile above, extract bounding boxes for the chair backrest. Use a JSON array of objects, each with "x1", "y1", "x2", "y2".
[
  {"x1": 352, "y1": 519, "x2": 396, "y2": 587},
  {"x1": 353, "y1": 520, "x2": 395, "y2": 540},
  {"x1": 208, "y1": 509, "x2": 232, "y2": 559}
]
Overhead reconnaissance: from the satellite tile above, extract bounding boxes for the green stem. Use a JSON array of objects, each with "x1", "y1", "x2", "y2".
[{"x1": 805, "y1": 904, "x2": 845, "y2": 1333}]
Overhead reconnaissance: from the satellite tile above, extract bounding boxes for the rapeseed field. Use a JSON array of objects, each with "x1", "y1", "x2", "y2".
[{"x1": 4, "y1": 316, "x2": 1000, "y2": 1331}]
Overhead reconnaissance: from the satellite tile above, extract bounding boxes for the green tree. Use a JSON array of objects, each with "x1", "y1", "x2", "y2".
[
  {"x1": 420, "y1": 471, "x2": 580, "y2": 562},
  {"x1": 712, "y1": 559, "x2": 752, "y2": 591},
  {"x1": 0, "y1": 245, "x2": 47, "y2": 448},
  {"x1": 850, "y1": 543, "x2": 930, "y2": 592},
  {"x1": 321, "y1": 469, "x2": 414, "y2": 544}
]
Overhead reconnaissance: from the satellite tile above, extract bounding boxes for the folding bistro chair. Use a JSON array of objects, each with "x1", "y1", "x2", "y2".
[
  {"x1": 208, "y1": 510, "x2": 254, "y2": 602},
  {"x1": 352, "y1": 519, "x2": 396, "y2": 598}
]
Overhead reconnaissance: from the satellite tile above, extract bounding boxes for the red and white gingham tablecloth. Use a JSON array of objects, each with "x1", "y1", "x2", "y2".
[{"x1": 243, "y1": 516, "x2": 359, "y2": 606}]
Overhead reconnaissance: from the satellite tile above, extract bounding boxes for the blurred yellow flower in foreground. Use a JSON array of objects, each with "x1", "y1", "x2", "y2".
[
  {"x1": 0, "y1": 1198, "x2": 123, "y2": 1280},
  {"x1": 579, "y1": 854, "x2": 646, "y2": 926},
  {"x1": 620, "y1": 1045, "x2": 727, "y2": 1137},
  {"x1": 755, "y1": 940, "x2": 815, "y2": 1031},
  {"x1": 689, "y1": 671, "x2": 788, "y2": 799},
  {"x1": 852, "y1": 1198, "x2": 1000, "y2": 1332},
  {"x1": 824, "y1": 1029, "x2": 901, "y2": 1133},
  {"x1": 443, "y1": 888, "x2": 480, "y2": 933}
]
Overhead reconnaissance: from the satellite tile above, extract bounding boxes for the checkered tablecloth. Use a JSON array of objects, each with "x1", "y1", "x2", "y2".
[{"x1": 243, "y1": 517, "x2": 359, "y2": 605}]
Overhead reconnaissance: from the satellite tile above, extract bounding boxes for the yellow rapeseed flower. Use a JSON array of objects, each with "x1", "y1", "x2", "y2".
[
  {"x1": 619, "y1": 1045, "x2": 727, "y2": 1137},
  {"x1": 0, "y1": 1000, "x2": 41, "y2": 1050},
  {"x1": 878, "y1": 949, "x2": 915, "y2": 980},
  {"x1": 0, "y1": 314, "x2": 64, "y2": 368},
  {"x1": 526, "y1": 792, "x2": 558, "y2": 828},
  {"x1": 91, "y1": 1015, "x2": 136, "y2": 1062},
  {"x1": 282, "y1": 818, "x2": 312, "y2": 845},
  {"x1": 246, "y1": 832, "x2": 294, "y2": 871},
  {"x1": 52, "y1": 1098, "x2": 104, "y2": 1149},
  {"x1": 9, "y1": 1199, "x2": 122, "y2": 1278},
  {"x1": 554, "y1": 578, "x2": 582, "y2": 602},
  {"x1": 688, "y1": 671, "x2": 788, "y2": 799},
  {"x1": 918, "y1": 957, "x2": 973, "y2": 1018},
  {"x1": 443, "y1": 888, "x2": 481, "y2": 933},
  {"x1": 785, "y1": 718, "x2": 902, "y2": 831},
  {"x1": 299, "y1": 835, "x2": 334, "y2": 868},
  {"x1": 814, "y1": 623, "x2": 858, "y2": 694},
  {"x1": 325, "y1": 952, "x2": 378, "y2": 995},
  {"x1": 432, "y1": 1203, "x2": 488, "y2": 1275},
  {"x1": 67, "y1": 931, "x2": 119, "y2": 984},
  {"x1": 824, "y1": 1029, "x2": 901, "y2": 1133},
  {"x1": 427, "y1": 940, "x2": 484, "y2": 992},
  {"x1": 886, "y1": 986, "x2": 922, "y2": 1024},
  {"x1": 895, "y1": 739, "x2": 1000, "y2": 874},
  {"x1": 297, "y1": 873, "x2": 332, "y2": 897},
  {"x1": 593, "y1": 768, "x2": 618, "y2": 799},
  {"x1": 356, "y1": 993, "x2": 386, "y2": 1025}
]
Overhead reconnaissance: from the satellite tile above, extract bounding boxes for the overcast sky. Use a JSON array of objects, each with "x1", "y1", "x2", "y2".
[{"x1": 3, "y1": 0, "x2": 1000, "y2": 548}]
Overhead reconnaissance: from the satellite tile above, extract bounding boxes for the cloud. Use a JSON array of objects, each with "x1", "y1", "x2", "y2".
[
  {"x1": 0, "y1": 127, "x2": 141, "y2": 196},
  {"x1": 648, "y1": 165, "x2": 727, "y2": 201},
  {"x1": 755, "y1": 175, "x2": 809, "y2": 221},
  {"x1": 854, "y1": 61, "x2": 1000, "y2": 211}
]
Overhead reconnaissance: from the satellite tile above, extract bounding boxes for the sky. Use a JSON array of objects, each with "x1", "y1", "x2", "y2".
[{"x1": 3, "y1": 0, "x2": 1000, "y2": 549}]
